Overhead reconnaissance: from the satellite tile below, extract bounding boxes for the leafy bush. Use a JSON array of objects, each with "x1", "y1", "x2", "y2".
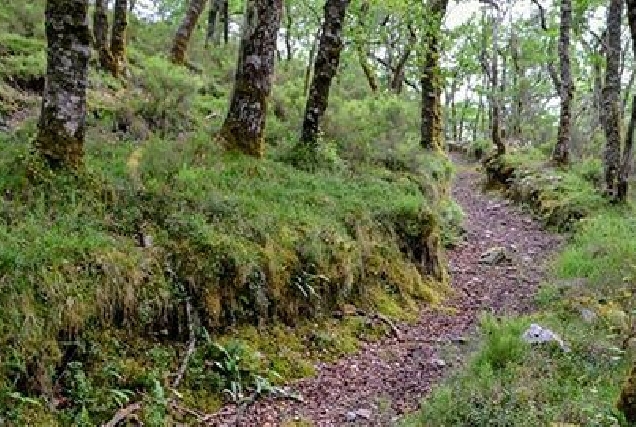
[{"x1": 131, "y1": 55, "x2": 204, "y2": 135}]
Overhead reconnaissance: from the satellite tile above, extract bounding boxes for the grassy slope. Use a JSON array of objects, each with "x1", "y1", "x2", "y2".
[
  {"x1": 406, "y1": 150, "x2": 635, "y2": 426},
  {"x1": 0, "y1": 2, "x2": 463, "y2": 425}
]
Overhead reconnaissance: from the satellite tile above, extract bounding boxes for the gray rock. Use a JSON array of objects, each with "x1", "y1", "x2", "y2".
[
  {"x1": 479, "y1": 246, "x2": 510, "y2": 265},
  {"x1": 521, "y1": 323, "x2": 570, "y2": 352},
  {"x1": 580, "y1": 308, "x2": 597, "y2": 323},
  {"x1": 345, "y1": 411, "x2": 357, "y2": 422},
  {"x1": 430, "y1": 358, "x2": 447, "y2": 367},
  {"x1": 356, "y1": 409, "x2": 372, "y2": 419}
]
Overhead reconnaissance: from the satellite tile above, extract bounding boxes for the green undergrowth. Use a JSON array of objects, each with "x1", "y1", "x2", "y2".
[
  {"x1": 405, "y1": 203, "x2": 636, "y2": 426},
  {"x1": 0, "y1": 126, "x2": 455, "y2": 424},
  {"x1": 0, "y1": 2, "x2": 464, "y2": 423},
  {"x1": 483, "y1": 147, "x2": 607, "y2": 230}
]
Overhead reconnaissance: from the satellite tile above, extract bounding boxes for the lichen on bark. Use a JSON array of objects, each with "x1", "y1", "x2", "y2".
[
  {"x1": 34, "y1": 0, "x2": 90, "y2": 169},
  {"x1": 110, "y1": 0, "x2": 128, "y2": 77},
  {"x1": 420, "y1": 0, "x2": 449, "y2": 152},
  {"x1": 219, "y1": 0, "x2": 283, "y2": 157}
]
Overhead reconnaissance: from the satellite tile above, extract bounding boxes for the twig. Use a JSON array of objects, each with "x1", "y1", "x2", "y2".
[
  {"x1": 172, "y1": 298, "x2": 196, "y2": 389},
  {"x1": 371, "y1": 313, "x2": 402, "y2": 340},
  {"x1": 102, "y1": 402, "x2": 142, "y2": 427},
  {"x1": 168, "y1": 398, "x2": 208, "y2": 422}
]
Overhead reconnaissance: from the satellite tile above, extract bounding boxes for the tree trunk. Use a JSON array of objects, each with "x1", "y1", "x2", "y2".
[
  {"x1": 110, "y1": 0, "x2": 128, "y2": 77},
  {"x1": 618, "y1": 363, "x2": 636, "y2": 424},
  {"x1": 390, "y1": 25, "x2": 416, "y2": 94},
  {"x1": 92, "y1": 0, "x2": 114, "y2": 72},
  {"x1": 420, "y1": 0, "x2": 449, "y2": 151},
  {"x1": 354, "y1": 2, "x2": 378, "y2": 92},
  {"x1": 220, "y1": 0, "x2": 283, "y2": 157},
  {"x1": 170, "y1": 0, "x2": 207, "y2": 65},
  {"x1": 303, "y1": 28, "x2": 321, "y2": 97},
  {"x1": 450, "y1": 74, "x2": 458, "y2": 141},
  {"x1": 205, "y1": 0, "x2": 221, "y2": 48},
  {"x1": 285, "y1": 1, "x2": 293, "y2": 60},
  {"x1": 622, "y1": 70, "x2": 635, "y2": 118},
  {"x1": 603, "y1": 0, "x2": 623, "y2": 200},
  {"x1": 617, "y1": 0, "x2": 636, "y2": 202},
  {"x1": 300, "y1": 0, "x2": 350, "y2": 147},
  {"x1": 220, "y1": 0, "x2": 229, "y2": 45},
  {"x1": 34, "y1": 0, "x2": 90, "y2": 169},
  {"x1": 553, "y1": 0, "x2": 572, "y2": 165},
  {"x1": 490, "y1": 11, "x2": 504, "y2": 155}
]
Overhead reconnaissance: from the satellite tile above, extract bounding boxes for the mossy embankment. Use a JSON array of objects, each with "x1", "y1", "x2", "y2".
[
  {"x1": 483, "y1": 147, "x2": 606, "y2": 230},
  {"x1": 0, "y1": 2, "x2": 463, "y2": 425}
]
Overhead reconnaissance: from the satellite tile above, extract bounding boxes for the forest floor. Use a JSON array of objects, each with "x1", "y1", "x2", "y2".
[{"x1": 205, "y1": 158, "x2": 563, "y2": 426}]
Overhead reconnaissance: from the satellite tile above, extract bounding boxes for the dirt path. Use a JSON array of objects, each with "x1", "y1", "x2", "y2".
[{"x1": 206, "y1": 162, "x2": 563, "y2": 427}]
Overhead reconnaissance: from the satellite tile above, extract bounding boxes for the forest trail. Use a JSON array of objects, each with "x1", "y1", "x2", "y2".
[{"x1": 206, "y1": 159, "x2": 563, "y2": 427}]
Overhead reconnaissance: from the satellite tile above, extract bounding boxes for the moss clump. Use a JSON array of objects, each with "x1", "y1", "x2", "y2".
[{"x1": 482, "y1": 150, "x2": 606, "y2": 231}]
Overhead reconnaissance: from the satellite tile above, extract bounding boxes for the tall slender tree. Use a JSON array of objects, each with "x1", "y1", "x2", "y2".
[
  {"x1": 93, "y1": 0, "x2": 113, "y2": 70},
  {"x1": 603, "y1": 0, "x2": 623, "y2": 199},
  {"x1": 552, "y1": 0, "x2": 572, "y2": 165},
  {"x1": 110, "y1": 0, "x2": 128, "y2": 77},
  {"x1": 420, "y1": 0, "x2": 449, "y2": 151},
  {"x1": 300, "y1": 0, "x2": 351, "y2": 148},
  {"x1": 171, "y1": 0, "x2": 207, "y2": 65},
  {"x1": 219, "y1": 0, "x2": 283, "y2": 156},
  {"x1": 34, "y1": 0, "x2": 91, "y2": 169}
]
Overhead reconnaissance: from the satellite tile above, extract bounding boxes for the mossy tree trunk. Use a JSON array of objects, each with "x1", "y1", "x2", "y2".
[
  {"x1": 300, "y1": 0, "x2": 350, "y2": 148},
  {"x1": 110, "y1": 0, "x2": 128, "y2": 77},
  {"x1": 603, "y1": 0, "x2": 623, "y2": 200},
  {"x1": 420, "y1": 0, "x2": 449, "y2": 151},
  {"x1": 552, "y1": 0, "x2": 572, "y2": 165},
  {"x1": 93, "y1": 0, "x2": 116, "y2": 74},
  {"x1": 34, "y1": 0, "x2": 90, "y2": 169},
  {"x1": 170, "y1": 0, "x2": 207, "y2": 65},
  {"x1": 220, "y1": 0, "x2": 283, "y2": 157}
]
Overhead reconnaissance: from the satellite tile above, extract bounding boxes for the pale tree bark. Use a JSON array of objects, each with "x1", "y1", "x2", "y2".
[
  {"x1": 34, "y1": 0, "x2": 90, "y2": 169},
  {"x1": 552, "y1": 0, "x2": 572, "y2": 165},
  {"x1": 300, "y1": 0, "x2": 350, "y2": 147},
  {"x1": 110, "y1": 0, "x2": 128, "y2": 77},
  {"x1": 220, "y1": 0, "x2": 283, "y2": 156},
  {"x1": 603, "y1": 0, "x2": 623, "y2": 200},
  {"x1": 171, "y1": 0, "x2": 207, "y2": 65},
  {"x1": 421, "y1": 0, "x2": 449, "y2": 151}
]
